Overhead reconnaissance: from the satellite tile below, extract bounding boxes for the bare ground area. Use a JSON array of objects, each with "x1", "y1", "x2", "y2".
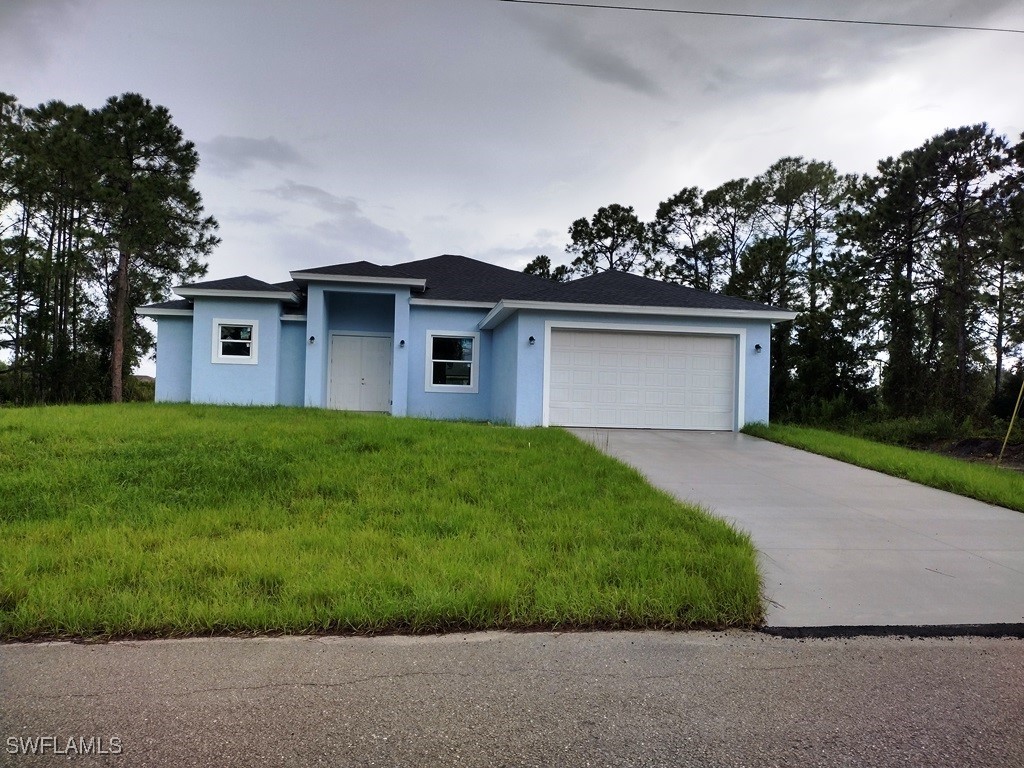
[{"x1": 942, "y1": 438, "x2": 1024, "y2": 470}]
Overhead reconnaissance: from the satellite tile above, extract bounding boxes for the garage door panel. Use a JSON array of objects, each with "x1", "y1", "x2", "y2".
[
  {"x1": 643, "y1": 372, "x2": 666, "y2": 387},
  {"x1": 620, "y1": 371, "x2": 641, "y2": 386},
  {"x1": 570, "y1": 369, "x2": 594, "y2": 385},
  {"x1": 620, "y1": 389, "x2": 641, "y2": 405},
  {"x1": 548, "y1": 330, "x2": 736, "y2": 430},
  {"x1": 665, "y1": 391, "x2": 686, "y2": 407}
]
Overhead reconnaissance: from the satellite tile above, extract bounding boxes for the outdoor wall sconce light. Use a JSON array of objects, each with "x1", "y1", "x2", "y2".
[
  {"x1": 308, "y1": 335, "x2": 315, "y2": 345},
  {"x1": 528, "y1": 336, "x2": 536, "y2": 346},
  {"x1": 399, "y1": 339, "x2": 406, "y2": 348},
  {"x1": 754, "y1": 343, "x2": 762, "y2": 353}
]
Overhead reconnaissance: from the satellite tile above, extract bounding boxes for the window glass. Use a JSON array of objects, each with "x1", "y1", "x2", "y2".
[
  {"x1": 433, "y1": 361, "x2": 472, "y2": 386},
  {"x1": 429, "y1": 335, "x2": 475, "y2": 388},
  {"x1": 220, "y1": 325, "x2": 252, "y2": 342},
  {"x1": 432, "y1": 336, "x2": 473, "y2": 362},
  {"x1": 219, "y1": 324, "x2": 253, "y2": 357}
]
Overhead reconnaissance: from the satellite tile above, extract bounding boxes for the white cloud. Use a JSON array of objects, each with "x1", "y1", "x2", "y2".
[
  {"x1": 263, "y1": 181, "x2": 412, "y2": 261},
  {"x1": 4, "y1": 0, "x2": 1022, "y2": 295},
  {"x1": 200, "y1": 135, "x2": 306, "y2": 175}
]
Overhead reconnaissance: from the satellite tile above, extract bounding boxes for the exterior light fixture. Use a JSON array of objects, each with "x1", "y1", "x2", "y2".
[
  {"x1": 754, "y1": 344, "x2": 762, "y2": 353},
  {"x1": 528, "y1": 336, "x2": 536, "y2": 346},
  {"x1": 308, "y1": 335, "x2": 315, "y2": 345},
  {"x1": 399, "y1": 339, "x2": 406, "y2": 348}
]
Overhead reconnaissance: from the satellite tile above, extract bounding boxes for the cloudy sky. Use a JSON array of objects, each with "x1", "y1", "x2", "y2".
[{"x1": 3, "y1": 0, "x2": 1024, "y2": 283}]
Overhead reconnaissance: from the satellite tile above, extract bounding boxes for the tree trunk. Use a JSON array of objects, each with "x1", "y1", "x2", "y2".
[
  {"x1": 12, "y1": 204, "x2": 31, "y2": 403},
  {"x1": 110, "y1": 247, "x2": 129, "y2": 403},
  {"x1": 994, "y1": 256, "x2": 1006, "y2": 398}
]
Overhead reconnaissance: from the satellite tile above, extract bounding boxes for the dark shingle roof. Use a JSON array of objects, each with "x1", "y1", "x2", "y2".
[
  {"x1": 294, "y1": 261, "x2": 417, "y2": 279},
  {"x1": 179, "y1": 275, "x2": 293, "y2": 293},
  {"x1": 291, "y1": 254, "x2": 553, "y2": 303},
  {"x1": 286, "y1": 255, "x2": 792, "y2": 314},
  {"x1": 526, "y1": 270, "x2": 788, "y2": 312},
  {"x1": 141, "y1": 298, "x2": 193, "y2": 311},
  {"x1": 397, "y1": 254, "x2": 554, "y2": 302}
]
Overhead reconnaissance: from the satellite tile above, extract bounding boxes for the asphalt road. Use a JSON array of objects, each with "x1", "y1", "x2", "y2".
[{"x1": 2, "y1": 631, "x2": 1022, "y2": 768}]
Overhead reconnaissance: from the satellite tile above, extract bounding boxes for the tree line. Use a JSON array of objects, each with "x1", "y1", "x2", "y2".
[
  {"x1": 526, "y1": 124, "x2": 1024, "y2": 424},
  {"x1": 0, "y1": 92, "x2": 217, "y2": 404}
]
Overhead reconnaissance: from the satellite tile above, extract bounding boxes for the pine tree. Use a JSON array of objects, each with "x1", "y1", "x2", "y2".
[
  {"x1": 565, "y1": 203, "x2": 650, "y2": 276},
  {"x1": 92, "y1": 93, "x2": 218, "y2": 402}
]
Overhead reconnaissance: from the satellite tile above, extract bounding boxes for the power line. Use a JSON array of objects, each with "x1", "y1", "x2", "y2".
[{"x1": 497, "y1": 0, "x2": 1024, "y2": 35}]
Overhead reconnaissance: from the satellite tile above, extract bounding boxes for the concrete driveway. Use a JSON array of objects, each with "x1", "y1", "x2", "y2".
[{"x1": 570, "y1": 429, "x2": 1024, "y2": 627}]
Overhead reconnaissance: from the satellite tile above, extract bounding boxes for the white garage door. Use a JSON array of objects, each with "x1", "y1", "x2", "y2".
[{"x1": 548, "y1": 330, "x2": 736, "y2": 430}]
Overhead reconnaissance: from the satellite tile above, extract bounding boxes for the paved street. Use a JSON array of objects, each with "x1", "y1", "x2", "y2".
[
  {"x1": 2, "y1": 631, "x2": 1022, "y2": 768},
  {"x1": 571, "y1": 429, "x2": 1024, "y2": 627}
]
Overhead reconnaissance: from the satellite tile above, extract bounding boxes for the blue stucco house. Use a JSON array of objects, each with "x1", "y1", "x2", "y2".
[{"x1": 138, "y1": 254, "x2": 796, "y2": 430}]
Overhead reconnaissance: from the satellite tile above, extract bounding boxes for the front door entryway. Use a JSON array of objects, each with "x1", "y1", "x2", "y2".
[{"x1": 328, "y1": 334, "x2": 393, "y2": 412}]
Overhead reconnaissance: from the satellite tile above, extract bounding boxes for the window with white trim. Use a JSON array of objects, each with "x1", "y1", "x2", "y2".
[
  {"x1": 212, "y1": 319, "x2": 259, "y2": 364},
  {"x1": 426, "y1": 332, "x2": 478, "y2": 392}
]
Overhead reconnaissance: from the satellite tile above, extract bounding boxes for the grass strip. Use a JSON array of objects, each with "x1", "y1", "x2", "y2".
[
  {"x1": 743, "y1": 422, "x2": 1024, "y2": 513},
  {"x1": 0, "y1": 404, "x2": 762, "y2": 639}
]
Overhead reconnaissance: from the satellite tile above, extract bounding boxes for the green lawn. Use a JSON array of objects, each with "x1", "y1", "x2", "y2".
[
  {"x1": 743, "y1": 422, "x2": 1024, "y2": 513},
  {"x1": 0, "y1": 404, "x2": 762, "y2": 639}
]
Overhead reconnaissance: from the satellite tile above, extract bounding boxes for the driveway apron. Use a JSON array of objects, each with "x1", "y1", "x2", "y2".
[{"x1": 570, "y1": 429, "x2": 1024, "y2": 627}]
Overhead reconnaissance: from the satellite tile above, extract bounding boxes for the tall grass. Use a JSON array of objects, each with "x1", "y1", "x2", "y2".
[
  {"x1": 743, "y1": 422, "x2": 1024, "y2": 512},
  {"x1": 0, "y1": 404, "x2": 762, "y2": 639}
]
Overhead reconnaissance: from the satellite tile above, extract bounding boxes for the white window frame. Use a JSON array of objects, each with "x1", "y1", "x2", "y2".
[
  {"x1": 425, "y1": 330, "x2": 479, "y2": 393},
  {"x1": 212, "y1": 318, "x2": 259, "y2": 365}
]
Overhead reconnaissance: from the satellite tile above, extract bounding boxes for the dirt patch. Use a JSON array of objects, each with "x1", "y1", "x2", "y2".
[{"x1": 943, "y1": 438, "x2": 1024, "y2": 471}]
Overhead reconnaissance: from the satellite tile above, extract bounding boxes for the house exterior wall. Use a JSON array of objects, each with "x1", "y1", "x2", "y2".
[
  {"x1": 190, "y1": 298, "x2": 283, "y2": 406},
  {"x1": 303, "y1": 283, "x2": 328, "y2": 407},
  {"x1": 507, "y1": 309, "x2": 774, "y2": 429},
  {"x1": 327, "y1": 292, "x2": 394, "y2": 333},
  {"x1": 278, "y1": 319, "x2": 307, "y2": 407},
  {"x1": 406, "y1": 305, "x2": 492, "y2": 422},
  {"x1": 744, "y1": 322, "x2": 772, "y2": 424},
  {"x1": 149, "y1": 284, "x2": 779, "y2": 429},
  {"x1": 489, "y1": 313, "x2": 519, "y2": 425},
  {"x1": 154, "y1": 316, "x2": 193, "y2": 402}
]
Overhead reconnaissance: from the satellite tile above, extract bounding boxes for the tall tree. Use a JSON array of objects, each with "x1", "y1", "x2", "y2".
[
  {"x1": 523, "y1": 254, "x2": 570, "y2": 282},
  {"x1": 565, "y1": 203, "x2": 650, "y2": 276},
  {"x1": 92, "y1": 93, "x2": 218, "y2": 402},
  {"x1": 927, "y1": 125, "x2": 1008, "y2": 415},
  {"x1": 650, "y1": 186, "x2": 726, "y2": 291},
  {"x1": 703, "y1": 178, "x2": 760, "y2": 290},
  {"x1": 0, "y1": 97, "x2": 102, "y2": 402},
  {"x1": 730, "y1": 158, "x2": 812, "y2": 412},
  {"x1": 989, "y1": 133, "x2": 1024, "y2": 400},
  {"x1": 843, "y1": 147, "x2": 939, "y2": 416}
]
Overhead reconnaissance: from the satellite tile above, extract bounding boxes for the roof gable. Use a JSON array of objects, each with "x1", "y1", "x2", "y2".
[
  {"x1": 177, "y1": 275, "x2": 290, "y2": 293},
  {"x1": 293, "y1": 260, "x2": 417, "y2": 279},
  {"x1": 172, "y1": 274, "x2": 300, "y2": 303},
  {"x1": 398, "y1": 254, "x2": 553, "y2": 303}
]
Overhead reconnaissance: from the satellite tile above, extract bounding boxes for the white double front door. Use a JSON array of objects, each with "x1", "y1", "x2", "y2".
[{"x1": 328, "y1": 334, "x2": 393, "y2": 412}]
